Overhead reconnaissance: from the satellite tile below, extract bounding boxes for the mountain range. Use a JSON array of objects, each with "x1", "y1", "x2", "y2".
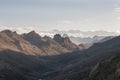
[
  {"x1": 0, "y1": 27, "x2": 119, "y2": 37},
  {"x1": 0, "y1": 29, "x2": 119, "y2": 80},
  {"x1": 0, "y1": 30, "x2": 81, "y2": 56},
  {"x1": 70, "y1": 36, "x2": 110, "y2": 44}
]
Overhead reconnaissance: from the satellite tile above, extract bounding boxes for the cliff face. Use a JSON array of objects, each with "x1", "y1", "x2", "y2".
[
  {"x1": 0, "y1": 30, "x2": 44, "y2": 55},
  {"x1": 53, "y1": 34, "x2": 79, "y2": 51},
  {"x1": 22, "y1": 32, "x2": 69, "y2": 55}
]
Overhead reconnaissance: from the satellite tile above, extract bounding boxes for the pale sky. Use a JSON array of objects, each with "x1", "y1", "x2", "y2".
[{"x1": 0, "y1": 0, "x2": 120, "y2": 32}]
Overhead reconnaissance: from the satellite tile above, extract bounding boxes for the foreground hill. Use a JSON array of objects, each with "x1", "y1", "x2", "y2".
[
  {"x1": 0, "y1": 50, "x2": 51, "y2": 80},
  {"x1": 90, "y1": 51, "x2": 120, "y2": 80}
]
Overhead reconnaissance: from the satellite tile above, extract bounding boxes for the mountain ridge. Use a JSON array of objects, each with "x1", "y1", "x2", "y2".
[
  {"x1": 0, "y1": 29, "x2": 119, "y2": 80},
  {"x1": 0, "y1": 29, "x2": 81, "y2": 56}
]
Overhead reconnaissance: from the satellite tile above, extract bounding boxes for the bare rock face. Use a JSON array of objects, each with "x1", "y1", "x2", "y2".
[
  {"x1": 0, "y1": 30, "x2": 44, "y2": 55},
  {"x1": 53, "y1": 34, "x2": 79, "y2": 51},
  {"x1": 22, "y1": 31, "x2": 69, "y2": 55},
  {"x1": 0, "y1": 30, "x2": 80, "y2": 56}
]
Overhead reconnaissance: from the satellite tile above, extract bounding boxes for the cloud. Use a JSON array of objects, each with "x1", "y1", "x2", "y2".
[
  {"x1": 57, "y1": 20, "x2": 82, "y2": 26},
  {"x1": 114, "y1": 7, "x2": 120, "y2": 14},
  {"x1": 112, "y1": 2, "x2": 120, "y2": 29},
  {"x1": 0, "y1": 26, "x2": 34, "y2": 34},
  {"x1": 0, "y1": 26, "x2": 119, "y2": 37},
  {"x1": 59, "y1": 20, "x2": 73, "y2": 24}
]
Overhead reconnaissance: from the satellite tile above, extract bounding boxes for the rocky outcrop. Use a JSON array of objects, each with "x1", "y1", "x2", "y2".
[
  {"x1": 0, "y1": 30, "x2": 44, "y2": 55},
  {"x1": 53, "y1": 34, "x2": 79, "y2": 51},
  {"x1": 0, "y1": 30, "x2": 80, "y2": 55},
  {"x1": 22, "y1": 32, "x2": 69, "y2": 55}
]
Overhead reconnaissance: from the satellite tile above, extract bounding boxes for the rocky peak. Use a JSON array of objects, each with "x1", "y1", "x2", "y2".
[
  {"x1": 28, "y1": 30, "x2": 36, "y2": 34},
  {"x1": 1, "y1": 30, "x2": 17, "y2": 37},
  {"x1": 22, "y1": 33, "x2": 69, "y2": 55},
  {"x1": 1, "y1": 29, "x2": 13, "y2": 33},
  {"x1": 54, "y1": 34, "x2": 72, "y2": 44},
  {"x1": 25, "y1": 30, "x2": 41, "y2": 38},
  {"x1": 22, "y1": 31, "x2": 43, "y2": 46},
  {"x1": 53, "y1": 34, "x2": 63, "y2": 42},
  {"x1": 53, "y1": 34, "x2": 79, "y2": 50}
]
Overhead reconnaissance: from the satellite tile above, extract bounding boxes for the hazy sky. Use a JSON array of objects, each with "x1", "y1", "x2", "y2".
[{"x1": 0, "y1": 0, "x2": 120, "y2": 32}]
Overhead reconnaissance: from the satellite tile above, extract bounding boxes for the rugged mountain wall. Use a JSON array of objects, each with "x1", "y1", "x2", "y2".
[
  {"x1": 0, "y1": 30, "x2": 80, "y2": 56},
  {"x1": 53, "y1": 34, "x2": 79, "y2": 51}
]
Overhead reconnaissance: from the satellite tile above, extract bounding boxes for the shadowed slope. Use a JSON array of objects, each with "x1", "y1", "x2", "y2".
[
  {"x1": 0, "y1": 30, "x2": 44, "y2": 55},
  {"x1": 0, "y1": 49, "x2": 52, "y2": 80}
]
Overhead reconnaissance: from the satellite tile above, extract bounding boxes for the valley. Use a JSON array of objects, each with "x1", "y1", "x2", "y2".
[{"x1": 0, "y1": 30, "x2": 119, "y2": 80}]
